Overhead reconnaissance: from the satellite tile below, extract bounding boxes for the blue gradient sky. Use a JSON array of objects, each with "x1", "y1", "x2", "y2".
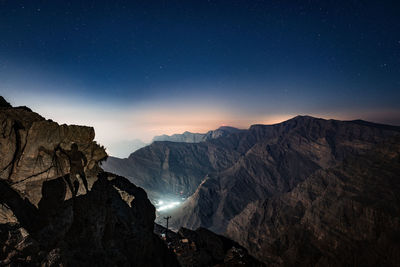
[{"x1": 1, "y1": 1, "x2": 399, "y2": 157}]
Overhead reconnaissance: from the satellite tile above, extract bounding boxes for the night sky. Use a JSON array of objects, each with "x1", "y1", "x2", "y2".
[{"x1": 1, "y1": 1, "x2": 399, "y2": 157}]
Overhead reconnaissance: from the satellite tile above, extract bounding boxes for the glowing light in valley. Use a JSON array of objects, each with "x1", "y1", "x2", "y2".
[{"x1": 156, "y1": 201, "x2": 181, "y2": 211}]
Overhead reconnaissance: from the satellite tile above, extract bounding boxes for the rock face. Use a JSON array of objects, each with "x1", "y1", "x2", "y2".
[
  {"x1": 154, "y1": 224, "x2": 264, "y2": 266},
  {"x1": 0, "y1": 103, "x2": 107, "y2": 205},
  {"x1": 102, "y1": 115, "x2": 400, "y2": 265},
  {"x1": 0, "y1": 99, "x2": 179, "y2": 266},
  {"x1": 152, "y1": 126, "x2": 243, "y2": 144}
]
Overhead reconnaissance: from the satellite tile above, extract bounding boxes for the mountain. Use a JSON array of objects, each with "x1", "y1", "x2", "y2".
[
  {"x1": 102, "y1": 115, "x2": 400, "y2": 265},
  {"x1": 152, "y1": 126, "x2": 243, "y2": 143},
  {"x1": 0, "y1": 99, "x2": 179, "y2": 266}
]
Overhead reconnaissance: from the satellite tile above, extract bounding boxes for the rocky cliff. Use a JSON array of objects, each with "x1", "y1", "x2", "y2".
[
  {"x1": 0, "y1": 99, "x2": 179, "y2": 266},
  {"x1": 102, "y1": 115, "x2": 400, "y2": 265}
]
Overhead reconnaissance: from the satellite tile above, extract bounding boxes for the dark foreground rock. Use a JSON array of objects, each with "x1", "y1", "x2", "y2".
[
  {"x1": 0, "y1": 173, "x2": 179, "y2": 266},
  {"x1": 154, "y1": 224, "x2": 264, "y2": 267}
]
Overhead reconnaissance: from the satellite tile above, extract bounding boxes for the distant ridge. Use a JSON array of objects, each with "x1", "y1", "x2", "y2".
[{"x1": 152, "y1": 126, "x2": 243, "y2": 143}]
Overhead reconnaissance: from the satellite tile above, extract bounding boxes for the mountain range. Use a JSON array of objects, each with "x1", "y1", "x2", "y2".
[{"x1": 102, "y1": 115, "x2": 400, "y2": 266}]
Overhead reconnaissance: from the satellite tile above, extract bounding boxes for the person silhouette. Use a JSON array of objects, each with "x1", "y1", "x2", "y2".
[
  {"x1": 57, "y1": 143, "x2": 89, "y2": 196},
  {"x1": 39, "y1": 143, "x2": 89, "y2": 197}
]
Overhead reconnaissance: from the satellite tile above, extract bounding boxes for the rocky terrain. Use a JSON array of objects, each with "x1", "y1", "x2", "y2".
[
  {"x1": 103, "y1": 115, "x2": 400, "y2": 266},
  {"x1": 0, "y1": 98, "x2": 179, "y2": 266}
]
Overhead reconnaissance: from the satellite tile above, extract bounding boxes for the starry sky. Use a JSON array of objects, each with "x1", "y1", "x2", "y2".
[{"x1": 1, "y1": 1, "x2": 399, "y2": 157}]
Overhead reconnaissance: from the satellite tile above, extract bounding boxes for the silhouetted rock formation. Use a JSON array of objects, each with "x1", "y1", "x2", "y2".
[
  {"x1": 0, "y1": 173, "x2": 179, "y2": 266},
  {"x1": 0, "y1": 97, "x2": 179, "y2": 266},
  {"x1": 103, "y1": 115, "x2": 400, "y2": 265}
]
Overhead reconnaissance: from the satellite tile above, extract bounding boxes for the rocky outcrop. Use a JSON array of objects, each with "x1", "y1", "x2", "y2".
[
  {"x1": 0, "y1": 103, "x2": 107, "y2": 205},
  {"x1": 154, "y1": 224, "x2": 264, "y2": 266},
  {"x1": 0, "y1": 98, "x2": 179, "y2": 266}
]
